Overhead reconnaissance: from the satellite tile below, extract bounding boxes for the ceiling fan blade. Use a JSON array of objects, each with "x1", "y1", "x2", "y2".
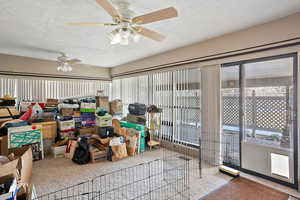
[
  {"x1": 135, "y1": 26, "x2": 166, "y2": 41},
  {"x1": 95, "y1": 0, "x2": 120, "y2": 18},
  {"x1": 67, "y1": 22, "x2": 117, "y2": 26},
  {"x1": 132, "y1": 7, "x2": 178, "y2": 25},
  {"x1": 68, "y1": 59, "x2": 81, "y2": 64}
]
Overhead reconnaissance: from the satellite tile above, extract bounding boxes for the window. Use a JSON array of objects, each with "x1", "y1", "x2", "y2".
[
  {"x1": 0, "y1": 75, "x2": 111, "y2": 101},
  {"x1": 112, "y1": 68, "x2": 201, "y2": 146}
]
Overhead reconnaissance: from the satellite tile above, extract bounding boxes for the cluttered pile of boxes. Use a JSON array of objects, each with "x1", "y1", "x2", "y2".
[
  {"x1": 0, "y1": 95, "x2": 34, "y2": 199},
  {"x1": 0, "y1": 92, "x2": 157, "y2": 199},
  {"x1": 0, "y1": 147, "x2": 33, "y2": 200}
]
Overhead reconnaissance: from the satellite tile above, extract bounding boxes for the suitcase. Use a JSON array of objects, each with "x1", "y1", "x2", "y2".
[{"x1": 128, "y1": 103, "x2": 146, "y2": 115}]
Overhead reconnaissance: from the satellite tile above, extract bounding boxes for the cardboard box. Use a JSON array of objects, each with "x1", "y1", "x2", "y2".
[
  {"x1": 0, "y1": 136, "x2": 8, "y2": 155},
  {"x1": 32, "y1": 121, "x2": 57, "y2": 139},
  {"x1": 79, "y1": 126, "x2": 96, "y2": 136},
  {"x1": 96, "y1": 96, "x2": 109, "y2": 112},
  {"x1": 61, "y1": 108, "x2": 74, "y2": 117},
  {"x1": 109, "y1": 100, "x2": 123, "y2": 115},
  {"x1": 4, "y1": 107, "x2": 20, "y2": 117},
  {"x1": 58, "y1": 120, "x2": 75, "y2": 131},
  {"x1": 0, "y1": 159, "x2": 19, "y2": 183},
  {"x1": 0, "y1": 147, "x2": 33, "y2": 198},
  {"x1": 0, "y1": 108, "x2": 11, "y2": 118},
  {"x1": 96, "y1": 114, "x2": 112, "y2": 127},
  {"x1": 89, "y1": 148, "x2": 107, "y2": 163},
  {"x1": 46, "y1": 99, "x2": 58, "y2": 107},
  {"x1": 65, "y1": 140, "x2": 77, "y2": 159},
  {"x1": 51, "y1": 145, "x2": 66, "y2": 158}
]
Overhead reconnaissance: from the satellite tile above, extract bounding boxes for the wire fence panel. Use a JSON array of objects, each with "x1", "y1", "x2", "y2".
[{"x1": 34, "y1": 158, "x2": 190, "y2": 200}]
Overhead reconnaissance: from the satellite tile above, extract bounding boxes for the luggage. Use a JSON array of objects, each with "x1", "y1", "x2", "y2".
[
  {"x1": 98, "y1": 126, "x2": 114, "y2": 138},
  {"x1": 80, "y1": 98, "x2": 96, "y2": 103},
  {"x1": 128, "y1": 103, "x2": 146, "y2": 115},
  {"x1": 72, "y1": 137, "x2": 90, "y2": 164},
  {"x1": 63, "y1": 99, "x2": 79, "y2": 104},
  {"x1": 126, "y1": 114, "x2": 146, "y2": 125}
]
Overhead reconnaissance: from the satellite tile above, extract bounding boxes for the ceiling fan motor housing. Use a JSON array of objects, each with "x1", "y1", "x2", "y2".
[{"x1": 111, "y1": 0, "x2": 135, "y2": 20}]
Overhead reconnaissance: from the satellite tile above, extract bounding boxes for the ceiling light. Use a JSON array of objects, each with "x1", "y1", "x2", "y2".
[
  {"x1": 120, "y1": 36, "x2": 129, "y2": 45},
  {"x1": 57, "y1": 62, "x2": 72, "y2": 72},
  {"x1": 132, "y1": 32, "x2": 141, "y2": 43},
  {"x1": 108, "y1": 27, "x2": 138, "y2": 45}
]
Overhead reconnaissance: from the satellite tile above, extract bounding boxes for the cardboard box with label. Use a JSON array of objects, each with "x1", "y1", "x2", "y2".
[
  {"x1": 96, "y1": 114, "x2": 112, "y2": 127},
  {"x1": 60, "y1": 108, "x2": 74, "y2": 117},
  {"x1": 96, "y1": 96, "x2": 109, "y2": 112},
  {"x1": 109, "y1": 100, "x2": 123, "y2": 115}
]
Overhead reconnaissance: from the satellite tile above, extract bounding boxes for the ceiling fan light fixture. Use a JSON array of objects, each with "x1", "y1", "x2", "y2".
[
  {"x1": 68, "y1": 1, "x2": 178, "y2": 45},
  {"x1": 57, "y1": 65, "x2": 63, "y2": 71},
  {"x1": 109, "y1": 29, "x2": 121, "y2": 44},
  {"x1": 120, "y1": 35, "x2": 129, "y2": 45},
  {"x1": 132, "y1": 32, "x2": 141, "y2": 42},
  {"x1": 57, "y1": 62, "x2": 73, "y2": 72}
]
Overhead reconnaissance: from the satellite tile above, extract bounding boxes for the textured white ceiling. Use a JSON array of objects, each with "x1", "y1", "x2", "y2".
[{"x1": 0, "y1": 0, "x2": 300, "y2": 67}]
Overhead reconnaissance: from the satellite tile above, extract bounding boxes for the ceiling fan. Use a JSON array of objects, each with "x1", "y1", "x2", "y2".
[
  {"x1": 57, "y1": 53, "x2": 81, "y2": 72},
  {"x1": 67, "y1": 0, "x2": 178, "y2": 45}
]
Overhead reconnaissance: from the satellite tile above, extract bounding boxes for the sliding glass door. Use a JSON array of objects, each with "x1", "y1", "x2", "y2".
[
  {"x1": 221, "y1": 65, "x2": 241, "y2": 168},
  {"x1": 221, "y1": 53, "x2": 298, "y2": 188}
]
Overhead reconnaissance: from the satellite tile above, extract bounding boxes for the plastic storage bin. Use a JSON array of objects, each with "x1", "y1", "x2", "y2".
[{"x1": 120, "y1": 121, "x2": 146, "y2": 152}]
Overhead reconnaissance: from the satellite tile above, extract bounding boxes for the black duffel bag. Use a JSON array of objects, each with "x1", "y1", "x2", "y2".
[
  {"x1": 128, "y1": 103, "x2": 146, "y2": 115},
  {"x1": 72, "y1": 137, "x2": 91, "y2": 164}
]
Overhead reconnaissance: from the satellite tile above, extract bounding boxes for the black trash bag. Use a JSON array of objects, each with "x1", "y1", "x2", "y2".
[
  {"x1": 107, "y1": 146, "x2": 113, "y2": 161},
  {"x1": 72, "y1": 137, "x2": 91, "y2": 164}
]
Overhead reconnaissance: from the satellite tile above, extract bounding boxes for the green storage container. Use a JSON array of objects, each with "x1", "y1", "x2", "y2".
[
  {"x1": 139, "y1": 135, "x2": 146, "y2": 153},
  {"x1": 120, "y1": 121, "x2": 145, "y2": 136},
  {"x1": 80, "y1": 108, "x2": 96, "y2": 113},
  {"x1": 120, "y1": 121, "x2": 146, "y2": 152}
]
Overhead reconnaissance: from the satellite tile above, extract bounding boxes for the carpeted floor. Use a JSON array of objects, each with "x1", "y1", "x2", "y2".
[
  {"x1": 201, "y1": 177, "x2": 295, "y2": 200},
  {"x1": 32, "y1": 148, "x2": 232, "y2": 200}
]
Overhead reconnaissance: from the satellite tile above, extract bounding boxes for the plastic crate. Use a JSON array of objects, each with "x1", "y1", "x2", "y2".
[{"x1": 51, "y1": 145, "x2": 66, "y2": 158}]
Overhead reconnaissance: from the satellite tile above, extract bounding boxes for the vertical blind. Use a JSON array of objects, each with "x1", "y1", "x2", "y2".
[
  {"x1": 112, "y1": 68, "x2": 201, "y2": 146},
  {"x1": 0, "y1": 75, "x2": 111, "y2": 101}
]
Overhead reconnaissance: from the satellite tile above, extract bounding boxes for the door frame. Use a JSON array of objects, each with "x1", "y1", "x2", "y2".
[{"x1": 222, "y1": 52, "x2": 298, "y2": 189}]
